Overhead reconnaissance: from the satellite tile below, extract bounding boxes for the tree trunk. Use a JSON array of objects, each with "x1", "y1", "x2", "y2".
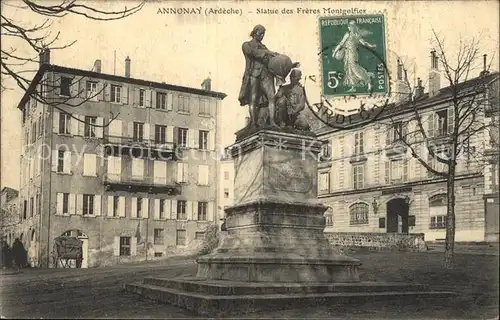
[{"x1": 444, "y1": 163, "x2": 456, "y2": 269}]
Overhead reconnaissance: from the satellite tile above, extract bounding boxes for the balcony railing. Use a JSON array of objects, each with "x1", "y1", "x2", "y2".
[
  {"x1": 102, "y1": 173, "x2": 181, "y2": 195},
  {"x1": 103, "y1": 135, "x2": 178, "y2": 160}
]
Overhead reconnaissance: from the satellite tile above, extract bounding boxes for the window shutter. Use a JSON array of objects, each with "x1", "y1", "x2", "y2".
[
  {"x1": 69, "y1": 194, "x2": 76, "y2": 215},
  {"x1": 107, "y1": 196, "x2": 113, "y2": 217},
  {"x1": 177, "y1": 163, "x2": 183, "y2": 182},
  {"x1": 128, "y1": 122, "x2": 134, "y2": 139},
  {"x1": 96, "y1": 117, "x2": 103, "y2": 138},
  {"x1": 186, "y1": 201, "x2": 193, "y2": 220},
  {"x1": 122, "y1": 86, "x2": 128, "y2": 105},
  {"x1": 71, "y1": 114, "x2": 79, "y2": 135},
  {"x1": 70, "y1": 77, "x2": 78, "y2": 96},
  {"x1": 109, "y1": 119, "x2": 122, "y2": 137},
  {"x1": 384, "y1": 161, "x2": 390, "y2": 184},
  {"x1": 134, "y1": 88, "x2": 140, "y2": 106},
  {"x1": 94, "y1": 195, "x2": 101, "y2": 216},
  {"x1": 64, "y1": 151, "x2": 72, "y2": 174},
  {"x1": 165, "y1": 200, "x2": 171, "y2": 220},
  {"x1": 118, "y1": 196, "x2": 126, "y2": 217},
  {"x1": 208, "y1": 131, "x2": 215, "y2": 151},
  {"x1": 153, "y1": 160, "x2": 167, "y2": 184},
  {"x1": 53, "y1": 110, "x2": 59, "y2": 133},
  {"x1": 104, "y1": 83, "x2": 111, "y2": 101},
  {"x1": 385, "y1": 127, "x2": 392, "y2": 145},
  {"x1": 131, "y1": 237, "x2": 137, "y2": 256},
  {"x1": 427, "y1": 153, "x2": 433, "y2": 178},
  {"x1": 142, "y1": 198, "x2": 149, "y2": 218},
  {"x1": 51, "y1": 151, "x2": 57, "y2": 172},
  {"x1": 145, "y1": 89, "x2": 151, "y2": 108},
  {"x1": 208, "y1": 202, "x2": 214, "y2": 221},
  {"x1": 167, "y1": 126, "x2": 174, "y2": 143},
  {"x1": 144, "y1": 124, "x2": 150, "y2": 144},
  {"x1": 131, "y1": 197, "x2": 137, "y2": 218},
  {"x1": 97, "y1": 81, "x2": 104, "y2": 101},
  {"x1": 154, "y1": 199, "x2": 160, "y2": 220},
  {"x1": 167, "y1": 93, "x2": 173, "y2": 110},
  {"x1": 427, "y1": 114, "x2": 435, "y2": 138},
  {"x1": 152, "y1": 89, "x2": 158, "y2": 109},
  {"x1": 113, "y1": 236, "x2": 120, "y2": 256},
  {"x1": 36, "y1": 155, "x2": 42, "y2": 176},
  {"x1": 171, "y1": 200, "x2": 177, "y2": 220},
  {"x1": 172, "y1": 94, "x2": 178, "y2": 110},
  {"x1": 56, "y1": 193, "x2": 63, "y2": 214},
  {"x1": 191, "y1": 129, "x2": 199, "y2": 149},
  {"x1": 192, "y1": 201, "x2": 198, "y2": 221},
  {"x1": 76, "y1": 194, "x2": 83, "y2": 215},
  {"x1": 447, "y1": 106, "x2": 454, "y2": 134},
  {"x1": 84, "y1": 154, "x2": 97, "y2": 176},
  {"x1": 403, "y1": 159, "x2": 408, "y2": 182}
]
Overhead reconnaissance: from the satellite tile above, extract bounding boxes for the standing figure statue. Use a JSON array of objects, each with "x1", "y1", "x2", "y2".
[
  {"x1": 332, "y1": 20, "x2": 377, "y2": 93},
  {"x1": 238, "y1": 24, "x2": 299, "y2": 128}
]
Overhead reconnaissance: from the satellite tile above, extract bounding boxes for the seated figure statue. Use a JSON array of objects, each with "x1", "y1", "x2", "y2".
[{"x1": 275, "y1": 69, "x2": 311, "y2": 131}]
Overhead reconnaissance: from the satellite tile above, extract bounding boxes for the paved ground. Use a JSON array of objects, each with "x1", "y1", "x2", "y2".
[{"x1": 0, "y1": 250, "x2": 498, "y2": 319}]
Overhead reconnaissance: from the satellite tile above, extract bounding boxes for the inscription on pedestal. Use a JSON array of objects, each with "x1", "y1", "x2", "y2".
[{"x1": 267, "y1": 152, "x2": 314, "y2": 193}]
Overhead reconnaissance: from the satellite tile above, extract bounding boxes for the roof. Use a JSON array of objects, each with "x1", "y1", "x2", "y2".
[
  {"x1": 314, "y1": 71, "x2": 499, "y2": 136},
  {"x1": 18, "y1": 64, "x2": 227, "y2": 109}
]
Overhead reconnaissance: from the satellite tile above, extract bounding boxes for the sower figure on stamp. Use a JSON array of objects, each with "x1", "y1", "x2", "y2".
[
  {"x1": 275, "y1": 69, "x2": 311, "y2": 131},
  {"x1": 238, "y1": 24, "x2": 299, "y2": 128}
]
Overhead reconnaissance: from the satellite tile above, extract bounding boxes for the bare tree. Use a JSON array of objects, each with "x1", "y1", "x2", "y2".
[
  {"x1": 1, "y1": 0, "x2": 145, "y2": 127},
  {"x1": 385, "y1": 31, "x2": 499, "y2": 269}
]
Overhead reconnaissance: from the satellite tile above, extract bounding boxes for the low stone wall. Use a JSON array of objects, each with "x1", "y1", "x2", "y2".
[{"x1": 325, "y1": 232, "x2": 428, "y2": 252}]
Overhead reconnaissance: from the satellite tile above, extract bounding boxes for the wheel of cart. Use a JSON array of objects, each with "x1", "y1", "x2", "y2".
[{"x1": 53, "y1": 236, "x2": 83, "y2": 269}]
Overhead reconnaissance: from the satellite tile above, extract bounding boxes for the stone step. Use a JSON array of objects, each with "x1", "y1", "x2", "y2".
[
  {"x1": 124, "y1": 282, "x2": 457, "y2": 317},
  {"x1": 142, "y1": 277, "x2": 430, "y2": 296}
]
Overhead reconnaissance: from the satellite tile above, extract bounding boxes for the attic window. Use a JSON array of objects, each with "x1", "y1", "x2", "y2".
[{"x1": 60, "y1": 77, "x2": 71, "y2": 96}]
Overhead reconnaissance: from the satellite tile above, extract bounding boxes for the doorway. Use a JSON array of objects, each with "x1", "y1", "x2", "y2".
[
  {"x1": 60, "y1": 229, "x2": 89, "y2": 268},
  {"x1": 386, "y1": 198, "x2": 409, "y2": 233}
]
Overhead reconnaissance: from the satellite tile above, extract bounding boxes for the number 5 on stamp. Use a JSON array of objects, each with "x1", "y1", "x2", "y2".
[{"x1": 319, "y1": 14, "x2": 388, "y2": 98}]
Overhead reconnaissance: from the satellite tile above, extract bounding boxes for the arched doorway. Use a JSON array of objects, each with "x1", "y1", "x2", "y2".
[
  {"x1": 29, "y1": 229, "x2": 38, "y2": 267},
  {"x1": 60, "y1": 230, "x2": 89, "y2": 268},
  {"x1": 386, "y1": 198, "x2": 409, "y2": 233}
]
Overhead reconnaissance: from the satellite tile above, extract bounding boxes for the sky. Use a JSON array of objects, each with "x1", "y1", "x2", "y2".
[{"x1": 1, "y1": 0, "x2": 499, "y2": 189}]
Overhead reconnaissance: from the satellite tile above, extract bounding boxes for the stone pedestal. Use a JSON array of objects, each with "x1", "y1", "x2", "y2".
[
  {"x1": 124, "y1": 129, "x2": 456, "y2": 316},
  {"x1": 197, "y1": 130, "x2": 360, "y2": 282}
]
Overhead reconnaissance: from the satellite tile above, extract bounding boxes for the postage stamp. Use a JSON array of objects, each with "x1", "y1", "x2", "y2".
[{"x1": 318, "y1": 14, "x2": 389, "y2": 98}]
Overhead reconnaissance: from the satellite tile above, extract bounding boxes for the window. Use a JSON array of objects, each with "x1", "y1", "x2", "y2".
[
  {"x1": 133, "y1": 122, "x2": 144, "y2": 142},
  {"x1": 195, "y1": 232, "x2": 205, "y2": 240},
  {"x1": 325, "y1": 215, "x2": 333, "y2": 226},
  {"x1": 198, "y1": 202, "x2": 208, "y2": 220},
  {"x1": 176, "y1": 230, "x2": 186, "y2": 246},
  {"x1": 156, "y1": 92, "x2": 167, "y2": 110},
  {"x1": 224, "y1": 188, "x2": 229, "y2": 199},
  {"x1": 178, "y1": 95, "x2": 190, "y2": 113},
  {"x1": 154, "y1": 252, "x2": 163, "y2": 257},
  {"x1": 23, "y1": 200, "x2": 27, "y2": 219},
  {"x1": 131, "y1": 158, "x2": 144, "y2": 180},
  {"x1": 136, "y1": 198, "x2": 142, "y2": 218},
  {"x1": 111, "y1": 85, "x2": 122, "y2": 103},
  {"x1": 198, "y1": 165, "x2": 209, "y2": 185},
  {"x1": 430, "y1": 216, "x2": 447, "y2": 229},
  {"x1": 379, "y1": 217, "x2": 386, "y2": 228},
  {"x1": 319, "y1": 172, "x2": 330, "y2": 193},
  {"x1": 112, "y1": 196, "x2": 119, "y2": 217},
  {"x1": 387, "y1": 122, "x2": 405, "y2": 144},
  {"x1": 86, "y1": 81, "x2": 98, "y2": 99},
  {"x1": 178, "y1": 128, "x2": 188, "y2": 147},
  {"x1": 159, "y1": 199, "x2": 165, "y2": 219},
  {"x1": 436, "y1": 109, "x2": 448, "y2": 136},
  {"x1": 84, "y1": 116, "x2": 97, "y2": 137},
  {"x1": 177, "y1": 200, "x2": 187, "y2": 220},
  {"x1": 320, "y1": 143, "x2": 331, "y2": 161},
  {"x1": 154, "y1": 160, "x2": 167, "y2": 184},
  {"x1": 38, "y1": 116, "x2": 44, "y2": 138},
  {"x1": 59, "y1": 113, "x2": 71, "y2": 134},
  {"x1": 31, "y1": 121, "x2": 37, "y2": 143},
  {"x1": 119, "y1": 237, "x2": 131, "y2": 256},
  {"x1": 386, "y1": 159, "x2": 408, "y2": 183},
  {"x1": 391, "y1": 159, "x2": 403, "y2": 182},
  {"x1": 349, "y1": 203, "x2": 369, "y2": 225},
  {"x1": 57, "y1": 150, "x2": 65, "y2": 173},
  {"x1": 37, "y1": 193, "x2": 41, "y2": 215},
  {"x1": 429, "y1": 194, "x2": 447, "y2": 229},
  {"x1": 62, "y1": 193, "x2": 69, "y2": 214},
  {"x1": 199, "y1": 99, "x2": 210, "y2": 115},
  {"x1": 83, "y1": 153, "x2": 97, "y2": 176},
  {"x1": 408, "y1": 215, "x2": 416, "y2": 227},
  {"x1": 154, "y1": 229, "x2": 164, "y2": 245},
  {"x1": 60, "y1": 77, "x2": 71, "y2": 96},
  {"x1": 177, "y1": 162, "x2": 188, "y2": 183},
  {"x1": 139, "y1": 89, "x2": 145, "y2": 107},
  {"x1": 82, "y1": 194, "x2": 94, "y2": 216},
  {"x1": 25, "y1": 130, "x2": 29, "y2": 147},
  {"x1": 199, "y1": 130, "x2": 209, "y2": 150},
  {"x1": 155, "y1": 125, "x2": 167, "y2": 144},
  {"x1": 354, "y1": 132, "x2": 364, "y2": 155},
  {"x1": 353, "y1": 165, "x2": 364, "y2": 189},
  {"x1": 224, "y1": 171, "x2": 229, "y2": 180},
  {"x1": 107, "y1": 156, "x2": 122, "y2": 181},
  {"x1": 30, "y1": 197, "x2": 34, "y2": 217}
]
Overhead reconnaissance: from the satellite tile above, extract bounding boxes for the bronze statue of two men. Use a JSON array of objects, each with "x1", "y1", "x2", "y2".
[{"x1": 238, "y1": 24, "x2": 310, "y2": 131}]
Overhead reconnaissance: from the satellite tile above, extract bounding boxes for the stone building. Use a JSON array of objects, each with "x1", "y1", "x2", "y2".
[
  {"x1": 16, "y1": 51, "x2": 226, "y2": 267},
  {"x1": 218, "y1": 149, "x2": 234, "y2": 228},
  {"x1": 316, "y1": 55, "x2": 499, "y2": 243},
  {"x1": 0, "y1": 187, "x2": 19, "y2": 246}
]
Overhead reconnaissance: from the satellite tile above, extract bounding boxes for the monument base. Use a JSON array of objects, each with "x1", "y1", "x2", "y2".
[{"x1": 124, "y1": 277, "x2": 457, "y2": 317}]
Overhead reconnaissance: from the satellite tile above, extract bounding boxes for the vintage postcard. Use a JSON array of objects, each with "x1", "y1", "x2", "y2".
[{"x1": 0, "y1": 0, "x2": 499, "y2": 319}]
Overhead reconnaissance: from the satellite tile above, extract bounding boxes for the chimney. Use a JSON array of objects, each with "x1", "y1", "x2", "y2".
[
  {"x1": 414, "y1": 77, "x2": 425, "y2": 99},
  {"x1": 201, "y1": 75, "x2": 212, "y2": 91},
  {"x1": 480, "y1": 54, "x2": 490, "y2": 77},
  {"x1": 395, "y1": 59, "x2": 410, "y2": 103},
  {"x1": 39, "y1": 49, "x2": 50, "y2": 67},
  {"x1": 94, "y1": 59, "x2": 102, "y2": 73},
  {"x1": 125, "y1": 56, "x2": 131, "y2": 78},
  {"x1": 429, "y1": 50, "x2": 441, "y2": 97}
]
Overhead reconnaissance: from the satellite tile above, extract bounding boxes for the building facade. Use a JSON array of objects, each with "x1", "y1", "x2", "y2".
[
  {"x1": 0, "y1": 187, "x2": 19, "y2": 246},
  {"x1": 316, "y1": 61, "x2": 499, "y2": 242},
  {"x1": 218, "y1": 151, "x2": 234, "y2": 227},
  {"x1": 16, "y1": 52, "x2": 226, "y2": 267}
]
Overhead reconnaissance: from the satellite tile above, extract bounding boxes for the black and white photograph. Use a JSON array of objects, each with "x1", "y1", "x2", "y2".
[{"x1": 0, "y1": 1, "x2": 499, "y2": 318}]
